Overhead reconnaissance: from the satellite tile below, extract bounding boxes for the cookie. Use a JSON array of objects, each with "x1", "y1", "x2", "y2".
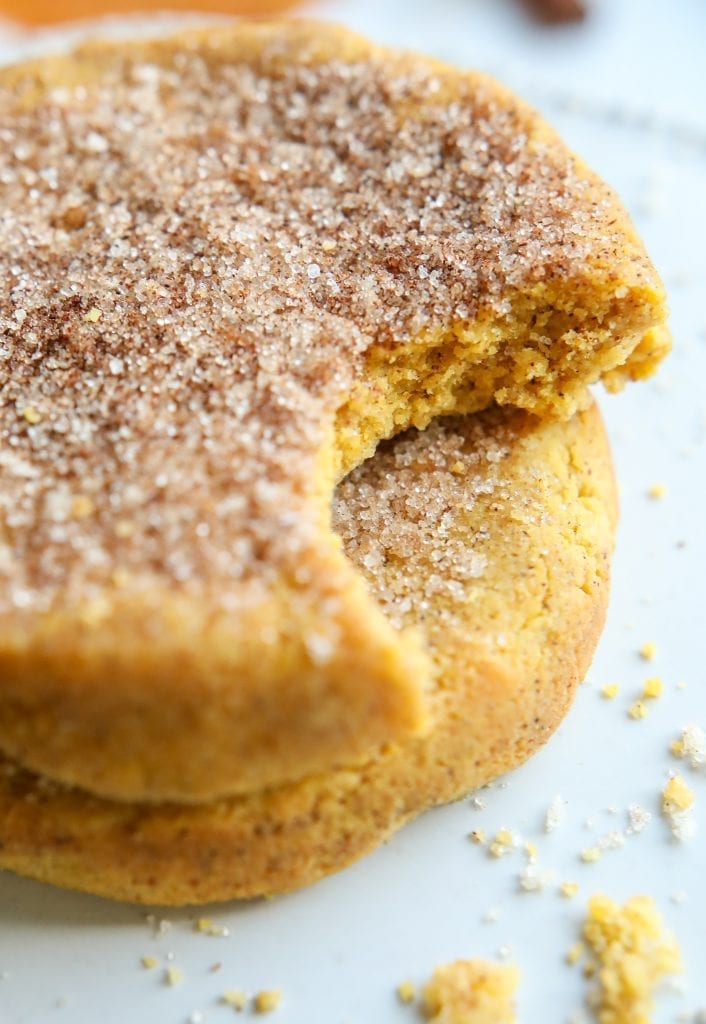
[
  {"x1": 0, "y1": 401, "x2": 616, "y2": 904},
  {"x1": 0, "y1": 21, "x2": 658, "y2": 803}
]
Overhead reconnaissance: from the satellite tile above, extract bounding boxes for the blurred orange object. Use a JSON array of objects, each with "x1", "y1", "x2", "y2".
[{"x1": 0, "y1": 0, "x2": 299, "y2": 27}]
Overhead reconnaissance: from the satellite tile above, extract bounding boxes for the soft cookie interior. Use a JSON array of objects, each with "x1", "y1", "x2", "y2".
[{"x1": 0, "y1": 401, "x2": 616, "y2": 904}]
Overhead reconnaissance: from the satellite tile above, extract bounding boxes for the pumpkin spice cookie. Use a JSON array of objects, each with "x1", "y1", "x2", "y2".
[
  {"x1": 0, "y1": 401, "x2": 616, "y2": 904},
  {"x1": 0, "y1": 21, "x2": 664, "y2": 805}
]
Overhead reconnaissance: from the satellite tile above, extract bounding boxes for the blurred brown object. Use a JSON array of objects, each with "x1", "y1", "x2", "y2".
[
  {"x1": 0, "y1": 0, "x2": 299, "y2": 27},
  {"x1": 519, "y1": 0, "x2": 587, "y2": 24}
]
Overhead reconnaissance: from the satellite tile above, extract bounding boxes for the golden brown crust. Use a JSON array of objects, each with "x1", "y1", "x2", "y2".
[
  {"x1": 0, "y1": 401, "x2": 617, "y2": 903},
  {"x1": 0, "y1": 21, "x2": 650, "y2": 805}
]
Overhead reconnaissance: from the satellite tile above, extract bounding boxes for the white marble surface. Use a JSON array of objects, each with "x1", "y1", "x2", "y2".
[{"x1": 0, "y1": 2, "x2": 705, "y2": 1021}]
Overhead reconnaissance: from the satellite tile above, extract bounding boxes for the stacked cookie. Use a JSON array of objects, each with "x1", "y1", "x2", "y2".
[{"x1": 0, "y1": 22, "x2": 667, "y2": 903}]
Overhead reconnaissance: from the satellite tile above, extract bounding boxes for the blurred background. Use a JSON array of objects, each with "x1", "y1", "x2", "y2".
[{"x1": 0, "y1": 0, "x2": 588, "y2": 29}]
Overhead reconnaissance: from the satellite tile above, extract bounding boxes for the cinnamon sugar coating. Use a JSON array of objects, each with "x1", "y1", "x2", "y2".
[
  {"x1": 0, "y1": 22, "x2": 665, "y2": 803},
  {"x1": 0, "y1": 401, "x2": 617, "y2": 903}
]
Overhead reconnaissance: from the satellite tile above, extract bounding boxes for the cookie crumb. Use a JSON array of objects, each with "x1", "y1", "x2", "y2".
[
  {"x1": 662, "y1": 775, "x2": 694, "y2": 812},
  {"x1": 254, "y1": 990, "x2": 281, "y2": 1014},
  {"x1": 647, "y1": 482, "x2": 666, "y2": 499},
  {"x1": 141, "y1": 955, "x2": 158, "y2": 970},
  {"x1": 580, "y1": 846, "x2": 601, "y2": 864},
  {"x1": 397, "y1": 980, "x2": 417, "y2": 1004},
  {"x1": 566, "y1": 942, "x2": 584, "y2": 966},
  {"x1": 488, "y1": 829, "x2": 516, "y2": 858},
  {"x1": 628, "y1": 701, "x2": 647, "y2": 720},
  {"x1": 642, "y1": 676, "x2": 663, "y2": 699},
  {"x1": 601, "y1": 683, "x2": 619, "y2": 700},
  {"x1": 582, "y1": 894, "x2": 682, "y2": 1024},
  {"x1": 639, "y1": 641, "x2": 657, "y2": 661},
  {"x1": 195, "y1": 917, "x2": 230, "y2": 937},
  {"x1": 423, "y1": 959, "x2": 519, "y2": 1023},
  {"x1": 559, "y1": 882, "x2": 579, "y2": 899},
  {"x1": 662, "y1": 775, "x2": 695, "y2": 842},
  {"x1": 221, "y1": 990, "x2": 247, "y2": 1010},
  {"x1": 671, "y1": 723, "x2": 706, "y2": 769},
  {"x1": 164, "y1": 966, "x2": 183, "y2": 987},
  {"x1": 83, "y1": 306, "x2": 102, "y2": 323}
]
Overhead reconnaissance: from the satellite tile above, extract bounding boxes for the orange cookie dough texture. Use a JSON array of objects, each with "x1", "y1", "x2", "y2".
[
  {"x1": 423, "y1": 959, "x2": 519, "y2": 1024},
  {"x1": 0, "y1": 401, "x2": 617, "y2": 904},
  {"x1": 0, "y1": 21, "x2": 664, "y2": 805}
]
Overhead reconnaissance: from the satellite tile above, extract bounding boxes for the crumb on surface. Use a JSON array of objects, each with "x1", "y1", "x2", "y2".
[
  {"x1": 140, "y1": 954, "x2": 157, "y2": 970},
  {"x1": 566, "y1": 942, "x2": 585, "y2": 966},
  {"x1": 662, "y1": 775, "x2": 694, "y2": 812},
  {"x1": 671, "y1": 723, "x2": 706, "y2": 769},
  {"x1": 470, "y1": 828, "x2": 487, "y2": 844},
  {"x1": 639, "y1": 642, "x2": 656, "y2": 661},
  {"x1": 601, "y1": 684, "x2": 619, "y2": 700},
  {"x1": 662, "y1": 774, "x2": 695, "y2": 842},
  {"x1": 647, "y1": 483, "x2": 666, "y2": 499},
  {"x1": 397, "y1": 980, "x2": 417, "y2": 1004},
  {"x1": 628, "y1": 701, "x2": 647, "y2": 720},
  {"x1": 221, "y1": 989, "x2": 247, "y2": 1009},
  {"x1": 582, "y1": 894, "x2": 682, "y2": 1024},
  {"x1": 642, "y1": 676, "x2": 663, "y2": 699},
  {"x1": 195, "y1": 916, "x2": 229, "y2": 937},
  {"x1": 488, "y1": 829, "x2": 516, "y2": 858},
  {"x1": 423, "y1": 959, "x2": 519, "y2": 1023},
  {"x1": 580, "y1": 847, "x2": 602, "y2": 864},
  {"x1": 560, "y1": 882, "x2": 580, "y2": 899},
  {"x1": 254, "y1": 990, "x2": 282, "y2": 1014},
  {"x1": 164, "y1": 966, "x2": 183, "y2": 987}
]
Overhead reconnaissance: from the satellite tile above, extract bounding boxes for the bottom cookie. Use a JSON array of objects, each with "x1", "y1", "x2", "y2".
[{"x1": 0, "y1": 402, "x2": 616, "y2": 904}]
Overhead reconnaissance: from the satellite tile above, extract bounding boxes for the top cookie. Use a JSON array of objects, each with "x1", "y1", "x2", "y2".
[{"x1": 0, "y1": 21, "x2": 668, "y2": 803}]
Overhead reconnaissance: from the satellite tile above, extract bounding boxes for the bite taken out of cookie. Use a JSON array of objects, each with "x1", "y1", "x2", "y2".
[{"x1": 0, "y1": 23, "x2": 667, "y2": 816}]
